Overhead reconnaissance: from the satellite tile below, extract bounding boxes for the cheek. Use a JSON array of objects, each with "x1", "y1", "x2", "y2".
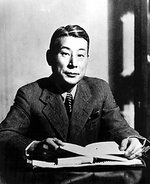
[
  {"x1": 79, "y1": 62, "x2": 88, "y2": 73},
  {"x1": 57, "y1": 56, "x2": 68, "y2": 68},
  {"x1": 54, "y1": 59, "x2": 66, "y2": 70}
]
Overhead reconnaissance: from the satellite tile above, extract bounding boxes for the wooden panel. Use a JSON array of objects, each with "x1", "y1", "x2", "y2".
[{"x1": 134, "y1": 0, "x2": 149, "y2": 138}]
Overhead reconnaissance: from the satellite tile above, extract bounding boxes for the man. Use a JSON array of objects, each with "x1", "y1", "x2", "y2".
[{"x1": 0, "y1": 25, "x2": 149, "y2": 164}]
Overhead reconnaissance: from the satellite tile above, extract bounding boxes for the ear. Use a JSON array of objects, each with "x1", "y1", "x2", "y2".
[{"x1": 46, "y1": 49, "x2": 53, "y2": 66}]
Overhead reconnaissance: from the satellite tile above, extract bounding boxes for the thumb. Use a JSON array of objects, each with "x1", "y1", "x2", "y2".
[
  {"x1": 53, "y1": 138, "x2": 64, "y2": 146},
  {"x1": 119, "y1": 138, "x2": 128, "y2": 151}
]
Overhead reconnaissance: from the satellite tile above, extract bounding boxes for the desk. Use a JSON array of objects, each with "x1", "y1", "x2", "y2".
[{"x1": 0, "y1": 158, "x2": 150, "y2": 184}]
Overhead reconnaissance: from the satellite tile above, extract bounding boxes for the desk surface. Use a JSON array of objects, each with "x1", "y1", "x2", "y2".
[{"x1": 0, "y1": 158, "x2": 150, "y2": 184}]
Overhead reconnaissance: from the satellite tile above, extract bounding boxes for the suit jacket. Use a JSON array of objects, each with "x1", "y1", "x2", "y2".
[{"x1": 0, "y1": 76, "x2": 140, "y2": 159}]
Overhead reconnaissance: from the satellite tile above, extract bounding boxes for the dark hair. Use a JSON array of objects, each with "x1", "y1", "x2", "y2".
[{"x1": 49, "y1": 25, "x2": 90, "y2": 55}]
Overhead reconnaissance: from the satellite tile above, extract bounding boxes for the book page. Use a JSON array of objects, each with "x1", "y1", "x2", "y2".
[
  {"x1": 57, "y1": 156, "x2": 93, "y2": 165},
  {"x1": 29, "y1": 157, "x2": 144, "y2": 169},
  {"x1": 60, "y1": 142, "x2": 90, "y2": 156},
  {"x1": 85, "y1": 141, "x2": 128, "y2": 161},
  {"x1": 85, "y1": 141, "x2": 124, "y2": 155},
  {"x1": 60, "y1": 141, "x2": 128, "y2": 162}
]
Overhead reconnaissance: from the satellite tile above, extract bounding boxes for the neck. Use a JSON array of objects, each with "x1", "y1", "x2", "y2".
[{"x1": 51, "y1": 74, "x2": 76, "y2": 93}]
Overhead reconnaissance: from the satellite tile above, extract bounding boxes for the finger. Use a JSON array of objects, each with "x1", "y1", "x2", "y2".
[
  {"x1": 125, "y1": 138, "x2": 143, "y2": 157},
  {"x1": 53, "y1": 138, "x2": 64, "y2": 146},
  {"x1": 46, "y1": 138, "x2": 59, "y2": 150},
  {"x1": 38, "y1": 140, "x2": 49, "y2": 150},
  {"x1": 128, "y1": 151, "x2": 142, "y2": 159},
  {"x1": 42, "y1": 150, "x2": 57, "y2": 161},
  {"x1": 131, "y1": 147, "x2": 143, "y2": 158},
  {"x1": 133, "y1": 145, "x2": 143, "y2": 154},
  {"x1": 124, "y1": 143, "x2": 136, "y2": 157},
  {"x1": 43, "y1": 143, "x2": 49, "y2": 150},
  {"x1": 125, "y1": 143, "x2": 143, "y2": 159},
  {"x1": 120, "y1": 138, "x2": 128, "y2": 151}
]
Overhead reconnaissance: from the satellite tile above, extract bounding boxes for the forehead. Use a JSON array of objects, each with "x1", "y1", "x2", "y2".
[{"x1": 57, "y1": 36, "x2": 88, "y2": 51}]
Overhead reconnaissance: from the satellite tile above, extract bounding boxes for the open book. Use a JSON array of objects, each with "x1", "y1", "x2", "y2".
[{"x1": 27, "y1": 141, "x2": 145, "y2": 169}]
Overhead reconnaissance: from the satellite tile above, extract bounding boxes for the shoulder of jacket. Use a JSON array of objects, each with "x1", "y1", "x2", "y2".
[
  {"x1": 83, "y1": 76, "x2": 108, "y2": 86},
  {"x1": 17, "y1": 77, "x2": 48, "y2": 95}
]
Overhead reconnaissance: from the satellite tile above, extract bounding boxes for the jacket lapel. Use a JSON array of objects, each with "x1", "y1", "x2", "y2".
[
  {"x1": 38, "y1": 77, "x2": 94, "y2": 142},
  {"x1": 68, "y1": 80, "x2": 93, "y2": 141},
  {"x1": 40, "y1": 88, "x2": 69, "y2": 141}
]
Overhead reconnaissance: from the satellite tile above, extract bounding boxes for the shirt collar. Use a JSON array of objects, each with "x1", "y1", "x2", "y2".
[{"x1": 61, "y1": 85, "x2": 77, "y2": 102}]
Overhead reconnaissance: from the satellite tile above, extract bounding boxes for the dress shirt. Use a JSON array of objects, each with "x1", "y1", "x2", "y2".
[{"x1": 61, "y1": 85, "x2": 77, "y2": 102}]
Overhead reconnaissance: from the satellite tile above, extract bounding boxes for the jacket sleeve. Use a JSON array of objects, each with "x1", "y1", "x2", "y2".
[
  {"x1": 0, "y1": 87, "x2": 33, "y2": 159},
  {"x1": 101, "y1": 81, "x2": 142, "y2": 144}
]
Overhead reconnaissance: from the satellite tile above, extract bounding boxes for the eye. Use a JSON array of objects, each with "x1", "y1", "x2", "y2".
[
  {"x1": 77, "y1": 54, "x2": 85, "y2": 58},
  {"x1": 61, "y1": 51, "x2": 70, "y2": 57}
]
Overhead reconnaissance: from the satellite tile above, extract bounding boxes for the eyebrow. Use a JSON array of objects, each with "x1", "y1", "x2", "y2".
[{"x1": 60, "y1": 46, "x2": 86, "y2": 52}]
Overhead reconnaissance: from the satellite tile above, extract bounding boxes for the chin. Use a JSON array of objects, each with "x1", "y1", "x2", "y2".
[{"x1": 65, "y1": 78, "x2": 80, "y2": 85}]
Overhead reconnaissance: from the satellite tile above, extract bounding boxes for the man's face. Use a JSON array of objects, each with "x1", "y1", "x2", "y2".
[{"x1": 51, "y1": 36, "x2": 89, "y2": 85}]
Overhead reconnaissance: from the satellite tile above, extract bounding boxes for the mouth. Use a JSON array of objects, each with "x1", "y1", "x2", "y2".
[{"x1": 65, "y1": 72, "x2": 80, "y2": 77}]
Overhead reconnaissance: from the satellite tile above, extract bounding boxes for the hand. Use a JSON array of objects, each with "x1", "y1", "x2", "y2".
[
  {"x1": 119, "y1": 137, "x2": 143, "y2": 159},
  {"x1": 29, "y1": 137, "x2": 64, "y2": 161}
]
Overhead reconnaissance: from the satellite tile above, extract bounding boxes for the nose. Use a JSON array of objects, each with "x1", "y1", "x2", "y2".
[{"x1": 68, "y1": 55, "x2": 77, "y2": 69}]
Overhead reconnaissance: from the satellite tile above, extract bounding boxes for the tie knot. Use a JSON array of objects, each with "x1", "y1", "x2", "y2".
[{"x1": 66, "y1": 92, "x2": 73, "y2": 101}]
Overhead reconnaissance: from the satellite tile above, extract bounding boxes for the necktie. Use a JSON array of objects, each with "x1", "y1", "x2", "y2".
[{"x1": 65, "y1": 92, "x2": 73, "y2": 117}]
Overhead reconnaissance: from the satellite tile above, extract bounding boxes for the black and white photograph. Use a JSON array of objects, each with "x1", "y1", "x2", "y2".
[{"x1": 0, "y1": 0, "x2": 150, "y2": 183}]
